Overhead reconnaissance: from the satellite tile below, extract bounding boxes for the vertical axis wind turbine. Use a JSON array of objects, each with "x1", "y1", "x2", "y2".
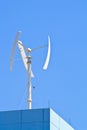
[{"x1": 10, "y1": 31, "x2": 51, "y2": 109}]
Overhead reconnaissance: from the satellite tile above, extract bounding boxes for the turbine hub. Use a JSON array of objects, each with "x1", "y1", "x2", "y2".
[{"x1": 27, "y1": 48, "x2": 31, "y2": 52}]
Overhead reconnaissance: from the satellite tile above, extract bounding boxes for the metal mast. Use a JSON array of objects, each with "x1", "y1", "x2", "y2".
[
  {"x1": 27, "y1": 53, "x2": 32, "y2": 109},
  {"x1": 17, "y1": 41, "x2": 34, "y2": 110}
]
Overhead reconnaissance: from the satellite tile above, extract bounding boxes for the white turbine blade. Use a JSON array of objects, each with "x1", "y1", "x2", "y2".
[
  {"x1": 43, "y1": 36, "x2": 51, "y2": 70},
  {"x1": 17, "y1": 40, "x2": 29, "y2": 52},
  {"x1": 10, "y1": 31, "x2": 21, "y2": 71},
  {"x1": 30, "y1": 70, "x2": 34, "y2": 78},
  {"x1": 29, "y1": 65, "x2": 34, "y2": 78},
  {"x1": 18, "y1": 41, "x2": 34, "y2": 78},
  {"x1": 17, "y1": 41, "x2": 28, "y2": 70}
]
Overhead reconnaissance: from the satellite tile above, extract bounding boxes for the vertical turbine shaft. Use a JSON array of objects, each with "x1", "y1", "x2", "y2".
[
  {"x1": 27, "y1": 55, "x2": 32, "y2": 109},
  {"x1": 17, "y1": 41, "x2": 34, "y2": 109}
]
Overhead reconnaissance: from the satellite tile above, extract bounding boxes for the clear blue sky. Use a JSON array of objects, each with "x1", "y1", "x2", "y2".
[{"x1": 0, "y1": 0, "x2": 87, "y2": 130}]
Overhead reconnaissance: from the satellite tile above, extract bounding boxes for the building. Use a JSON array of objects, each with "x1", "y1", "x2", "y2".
[{"x1": 0, "y1": 108, "x2": 74, "y2": 130}]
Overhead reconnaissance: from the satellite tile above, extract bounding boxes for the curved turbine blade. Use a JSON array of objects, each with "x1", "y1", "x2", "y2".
[
  {"x1": 10, "y1": 31, "x2": 21, "y2": 71},
  {"x1": 29, "y1": 66, "x2": 34, "y2": 78},
  {"x1": 17, "y1": 42, "x2": 34, "y2": 78},
  {"x1": 43, "y1": 36, "x2": 51, "y2": 70},
  {"x1": 17, "y1": 41, "x2": 28, "y2": 70},
  {"x1": 18, "y1": 40, "x2": 29, "y2": 52}
]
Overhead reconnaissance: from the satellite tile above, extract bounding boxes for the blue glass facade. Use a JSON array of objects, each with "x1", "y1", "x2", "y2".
[{"x1": 0, "y1": 108, "x2": 74, "y2": 130}]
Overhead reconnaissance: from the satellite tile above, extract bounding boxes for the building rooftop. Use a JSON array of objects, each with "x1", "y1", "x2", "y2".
[{"x1": 0, "y1": 108, "x2": 74, "y2": 130}]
